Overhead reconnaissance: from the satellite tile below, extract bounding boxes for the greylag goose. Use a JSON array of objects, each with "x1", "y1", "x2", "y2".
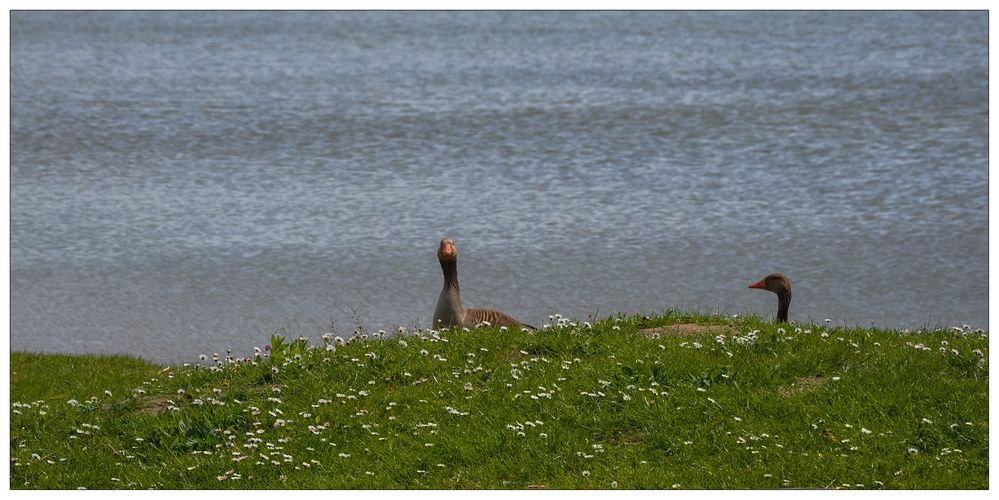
[
  {"x1": 748, "y1": 273, "x2": 792, "y2": 322},
  {"x1": 433, "y1": 239, "x2": 535, "y2": 330}
]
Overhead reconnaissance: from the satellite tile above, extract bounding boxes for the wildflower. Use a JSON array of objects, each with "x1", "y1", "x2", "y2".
[
  {"x1": 104, "y1": 390, "x2": 112, "y2": 397},
  {"x1": 582, "y1": 471, "x2": 591, "y2": 477},
  {"x1": 464, "y1": 382, "x2": 473, "y2": 391},
  {"x1": 861, "y1": 428, "x2": 871, "y2": 434},
  {"x1": 420, "y1": 349, "x2": 429, "y2": 356},
  {"x1": 921, "y1": 418, "x2": 933, "y2": 424},
  {"x1": 611, "y1": 481, "x2": 618, "y2": 488},
  {"x1": 67, "y1": 399, "x2": 78, "y2": 406}
]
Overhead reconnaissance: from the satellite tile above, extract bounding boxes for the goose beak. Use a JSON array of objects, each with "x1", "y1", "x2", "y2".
[{"x1": 748, "y1": 280, "x2": 766, "y2": 289}]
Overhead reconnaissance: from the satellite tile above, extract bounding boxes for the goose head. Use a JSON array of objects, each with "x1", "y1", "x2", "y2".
[
  {"x1": 749, "y1": 273, "x2": 792, "y2": 322},
  {"x1": 437, "y1": 239, "x2": 457, "y2": 264},
  {"x1": 748, "y1": 273, "x2": 790, "y2": 295}
]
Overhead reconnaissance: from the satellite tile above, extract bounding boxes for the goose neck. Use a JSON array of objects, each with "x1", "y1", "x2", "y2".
[
  {"x1": 776, "y1": 290, "x2": 791, "y2": 322},
  {"x1": 441, "y1": 260, "x2": 459, "y2": 291}
]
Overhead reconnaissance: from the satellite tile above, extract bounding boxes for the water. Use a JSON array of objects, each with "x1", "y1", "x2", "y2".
[{"x1": 10, "y1": 12, "x2": 988, "y2": 363}]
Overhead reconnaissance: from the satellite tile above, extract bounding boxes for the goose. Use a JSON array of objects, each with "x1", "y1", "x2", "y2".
[
  {"x1": 432, "y1": 239, "x2": 535, "y2": 330},
  {"x1": 748, "y1": 273, "x2": 792, "y2": 322}
]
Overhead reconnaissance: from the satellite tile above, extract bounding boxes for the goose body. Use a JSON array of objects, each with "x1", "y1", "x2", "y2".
[
  {"x1": 748, "y1": 273, "x2": 792, "y2": 322},
  {"x1": 433, "y1": 239, "x2": 534, "y2": 330}
]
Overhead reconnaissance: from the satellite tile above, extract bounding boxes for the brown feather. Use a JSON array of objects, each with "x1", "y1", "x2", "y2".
[{"x1": 464, "y1": 308, "x2": 529, "y2": 329}]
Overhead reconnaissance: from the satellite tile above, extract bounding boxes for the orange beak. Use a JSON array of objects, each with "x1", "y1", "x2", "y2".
[{"x1": 748, "y1": 279, "x2": 766, "y2": 289}]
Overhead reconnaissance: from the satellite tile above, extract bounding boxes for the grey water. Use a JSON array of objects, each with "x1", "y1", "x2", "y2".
[{"x1": 10, "y1": 12, "x2": 988, "y2": 363}]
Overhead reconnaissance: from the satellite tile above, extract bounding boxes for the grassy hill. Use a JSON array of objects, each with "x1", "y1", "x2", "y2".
[{"x1": 9, "y1": 311, "x2": 989, "y2": 489}]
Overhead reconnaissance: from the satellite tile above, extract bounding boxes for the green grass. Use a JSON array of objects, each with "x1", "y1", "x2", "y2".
[{"x1": 9, "y1": 311, "x2": 989, "y2": 489}]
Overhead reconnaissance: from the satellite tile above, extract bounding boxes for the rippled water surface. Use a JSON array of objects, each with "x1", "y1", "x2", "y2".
[{"x1": 11, "y1": 12, "x2": 988, "y2": 362}]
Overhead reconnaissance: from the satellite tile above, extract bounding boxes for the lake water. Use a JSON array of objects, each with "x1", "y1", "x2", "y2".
[{"x1": 10, "y1": 12, "x2": 989, "y2": 363}]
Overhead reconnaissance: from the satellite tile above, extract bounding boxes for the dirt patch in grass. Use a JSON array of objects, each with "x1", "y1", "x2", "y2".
[
  {"x1": 607, "y1": 427, "x2": 645, "y2": 447},
  {"x1": 136, "y1": 395, "x2": 173, "y2": 414},
  {"x1": 497, "y1": 347, "x2": 526, "y2": 365},
  {"x1": 639, "y1": 324, "x2": 739, "y2": 338},
  {"x1": 778, "y1": 376, "x2": 826, "y2": 397}
]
